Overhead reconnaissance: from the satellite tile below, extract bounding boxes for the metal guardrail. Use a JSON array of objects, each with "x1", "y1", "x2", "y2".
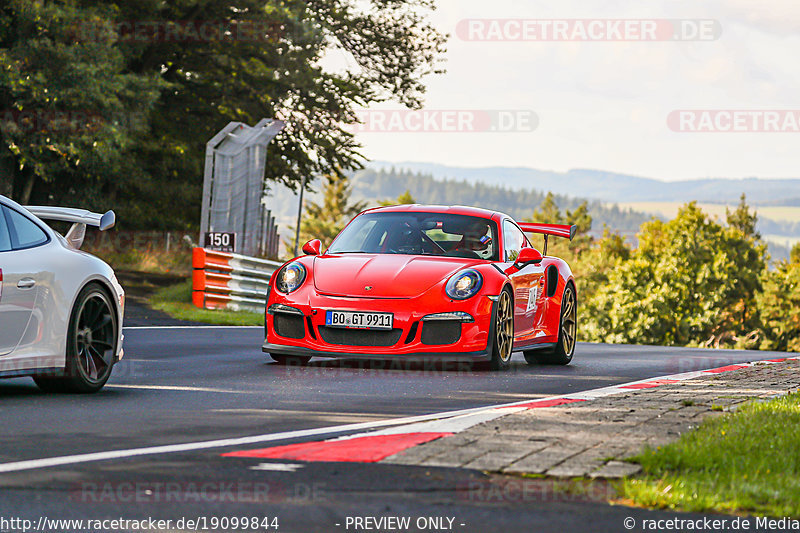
[{"x1": 192, "y1": 247, "x2": 282, "y2": 313}]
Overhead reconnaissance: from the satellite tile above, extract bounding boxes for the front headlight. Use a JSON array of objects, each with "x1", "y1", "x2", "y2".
[
  {"x1": 445, "y1": 269, "x2": 483, "y2": 300},
  {"x1": 275, "y1": 263, "x2": 307, "y2": 293}
]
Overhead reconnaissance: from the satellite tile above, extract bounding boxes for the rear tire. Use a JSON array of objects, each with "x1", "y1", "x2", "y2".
[
  {"x1": 271, "y1": 354, "x2": 312, "y2": 366},
  {"x1": 488, "y1": 288, "x2": 514, "y2": 371},
  {"x1": 525, "y1": 283, "x2": 576, "y2": 366},
  {"x1": 33, "y1": 283, "x2": 118, "y2": 393}
]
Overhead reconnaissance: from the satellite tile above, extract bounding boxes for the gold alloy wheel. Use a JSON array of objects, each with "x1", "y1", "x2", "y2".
[
  {"x1": 560, "y1": 286, "x2": 577, "y2": 356},
  {"x1": 496, "y1": 290, "x2": 514, "y2": 362}
]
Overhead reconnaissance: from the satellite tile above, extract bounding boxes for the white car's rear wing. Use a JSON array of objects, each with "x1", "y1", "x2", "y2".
[
  {"x1": 25, "y1": 206, "x2": 116, "y2": 231},
  {"x1": 24, "y1": 206, "x2": 116, "y2": 249}
]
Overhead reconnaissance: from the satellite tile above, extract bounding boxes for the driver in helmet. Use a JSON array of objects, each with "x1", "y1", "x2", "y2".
[{"x1": 458, "y1": 222, "x2": 492, "y2": 256}]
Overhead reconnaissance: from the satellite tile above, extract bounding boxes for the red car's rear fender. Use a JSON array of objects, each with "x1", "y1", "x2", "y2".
[{"x1": 538, "y1": 257, "x2": 575, "y2": 334}]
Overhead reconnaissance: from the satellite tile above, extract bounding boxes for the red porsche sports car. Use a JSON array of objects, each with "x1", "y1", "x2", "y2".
[{"x1": 263, "y1": 205, "x2": 577, "y2": 370}]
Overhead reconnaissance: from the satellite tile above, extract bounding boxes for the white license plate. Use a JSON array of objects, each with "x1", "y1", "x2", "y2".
[{"x1": 325, "y1": 310, "x2": 393, "y2": 330}]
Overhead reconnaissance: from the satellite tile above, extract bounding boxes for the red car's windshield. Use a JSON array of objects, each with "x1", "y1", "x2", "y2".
[{"x1": 328, "y1": 212, "x2": 499, "y2": 260}]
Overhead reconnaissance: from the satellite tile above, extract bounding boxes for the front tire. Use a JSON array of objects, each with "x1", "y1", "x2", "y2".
[
  {"x1": 525, "y1": 283, "x2": 576, "y2": 366},
  {"x1": 488, "y1": 289, "x2": 515, "y2": 371},
  {"x1": 34, "y1": 283, "x2": 118, "y2": 393}
]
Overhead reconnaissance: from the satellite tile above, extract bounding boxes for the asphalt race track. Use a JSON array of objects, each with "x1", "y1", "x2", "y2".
[{"x1": 0, "y1": 326, "x2": 787, "y2": 532}]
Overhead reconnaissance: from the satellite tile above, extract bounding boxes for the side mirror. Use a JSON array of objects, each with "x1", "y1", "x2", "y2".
[
  {"x1": 516, "y1": 247, "x2": 543, "y2": 267},
  {"x1": 302, "y1": 239, "x2": 322, "y2": 256}
]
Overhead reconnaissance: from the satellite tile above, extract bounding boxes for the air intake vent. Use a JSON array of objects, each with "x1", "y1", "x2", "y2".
[
  {"x1": 420, "y1": 321, "x2": 462, "y2": 345},
  {"x1": 404, "y1": 321, "x2": 419, "y2": 344},
  {"x1": 318, "y1": 327, "x2": 403, "y2": 347},
  {"x1": 546, "y1": 265, "x2": 559, "y2": 297},
  {"x1": 274, "y1": 315, "x2": 305, "y2": 339}
]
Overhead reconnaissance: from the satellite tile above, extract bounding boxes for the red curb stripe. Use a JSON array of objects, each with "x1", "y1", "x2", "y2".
[
  {"x1": 767, "y1": 358, "x2": 787, "y2": 363},
  {"x1": 703, "y1": 364, "x2": 749, "y2": 374},
  {"x1": 620, "y1": 379, "x2": 680, "y2": 390},
  {"x1": 500, "y1": 398, "x2": 587, "y2": 409},
  {"x1": 221, "y1": 432, "x2": 453, "y2": 463}
]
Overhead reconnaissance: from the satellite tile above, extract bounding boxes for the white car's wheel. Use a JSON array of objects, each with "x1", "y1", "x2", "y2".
[{"x1": 34, "y1": 283, "x2": 117, "y2": 393}]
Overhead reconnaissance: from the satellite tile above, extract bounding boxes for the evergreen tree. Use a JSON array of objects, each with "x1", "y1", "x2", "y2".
[
  {"x1": 727, "y1": 194, "x2": 760, "y2": 238},
  {"x1": 287, "y1": 174, "x2": 366, "y2": 255},
  {"x1": 379, "y1": 190, "x2": 416, "y2": 206},
  {"x1": 530, "y1": 192, "x2": 563, "y2": 224}
]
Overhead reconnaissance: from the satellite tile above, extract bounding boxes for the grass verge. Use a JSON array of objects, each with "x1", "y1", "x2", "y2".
[
  {"x1": 619, "y1": 393, "x2": 800, "y2": 517},
  {"x1": 149, "y1": 280, "x2": 263, "y2": 326}
]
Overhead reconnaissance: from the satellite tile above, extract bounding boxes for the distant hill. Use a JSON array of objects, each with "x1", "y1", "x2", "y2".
[
  {"x1": 264, "y1": 168, "x2": 653, "y2": 248},
  {"x1": 370, "y1": 161, "x2": 800, "y2": 206},
  {"x1": 349, "y1": 168, "x2": 650, "y2": 235}
]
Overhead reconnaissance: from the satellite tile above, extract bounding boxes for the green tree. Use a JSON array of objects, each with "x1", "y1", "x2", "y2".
[
  {"x1": 726, "y1": 193, "x2": 760, "y2": 238},
  {"x1": 563, "y1": 200, "x2": 593, "y2": 253},
  {"x1": 526, "y1": 193, "x2": 593, "y2": 257},
  {"x1": 288, "y1": 174, "x2": 366, "y2": 255},
  {"x1": 65, "y1": 0, "x2": 446, "y2": 229},
  {"x1": 757, "y1": 261, "x2": 800, "y2": 353},
  {"x1": 586, "y1": 203, "x2": 766, "y2": 348},
  {"x1": 721, "y1": 195, "x2": 767, "y2": 342},
  {"x1": 575, "y1": 229, "x2": 631, "y2": 339},
  {"x1": 790, "y1": 243, "x2": 800, "y2": 265},
  {"x1": 0, "y1": 1, "x2": 163, "y2": 207},
  {"x1": 530, "y1": 192, "x2": 563, "y2": 224},
  {"x1": 379, "y1": 189, "x2": 415, "y2": 206},
  {"x1": 565, "y1": 201, "x2": 592, "y2": 236}
]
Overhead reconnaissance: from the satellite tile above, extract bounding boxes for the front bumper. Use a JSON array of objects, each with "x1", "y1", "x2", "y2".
[
  {"x1": 264, "y1": 291, "x2": 496, "y2": 361},
  {"x1": 262, "y1": 341, "x2": 492, "y2": 362}
]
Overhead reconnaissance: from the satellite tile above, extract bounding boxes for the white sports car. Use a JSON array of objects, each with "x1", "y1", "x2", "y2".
[{"x1": 0, "y1": 195, "x2": 124, "y2": 393}]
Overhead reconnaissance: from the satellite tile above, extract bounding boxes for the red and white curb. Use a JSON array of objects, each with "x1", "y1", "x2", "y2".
[{"x1": 221, "y1": 357, "x2": 798, "y2": 464}]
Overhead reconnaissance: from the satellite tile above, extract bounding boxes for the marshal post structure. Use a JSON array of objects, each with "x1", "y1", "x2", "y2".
[{"x1": 199, "y1": 118, "x2": 285, "y2": 258}]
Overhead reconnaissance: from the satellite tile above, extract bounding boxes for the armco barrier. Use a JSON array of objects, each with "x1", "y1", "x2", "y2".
[{"x1": 192, "y1": 248, "x2": 283, "y2": 313}]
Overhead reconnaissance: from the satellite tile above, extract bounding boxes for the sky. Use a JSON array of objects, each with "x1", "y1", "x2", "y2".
[{"x1": 337, "y1": 0, "x2": 800, "y2": 182}]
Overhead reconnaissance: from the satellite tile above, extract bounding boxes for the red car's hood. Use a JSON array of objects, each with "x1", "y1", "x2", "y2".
[{"x1": 313, "y1": 254, "x2": 481, "y2": 298}]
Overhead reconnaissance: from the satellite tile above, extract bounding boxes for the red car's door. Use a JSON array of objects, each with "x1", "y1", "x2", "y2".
[{"x1": 501, "y1": 220, "x2": 545, "y2": 342}]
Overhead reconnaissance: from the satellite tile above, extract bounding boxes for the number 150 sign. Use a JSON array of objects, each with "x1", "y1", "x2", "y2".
[{"x1": 205, "y1": 232, "x2": 236, "y2": 253}]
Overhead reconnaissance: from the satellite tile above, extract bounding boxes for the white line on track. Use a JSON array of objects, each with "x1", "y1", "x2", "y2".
[
  {"x1": 0, "y1": 405, "x2": 498, "y2": 474},
  {"x1": 105, "y1": 384, "x2": 251, "y2": 394},
  {"x1": 0, "y1": 356, "x2": 794, "y2": 475},
  {"x1": 249, "y1": 463, "x2": 305, "y2": 472}
]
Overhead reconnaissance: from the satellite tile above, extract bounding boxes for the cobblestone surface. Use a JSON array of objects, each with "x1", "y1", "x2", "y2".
[{"x1": 382, "y1": 359, "x2": 800, "y2": 478}]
